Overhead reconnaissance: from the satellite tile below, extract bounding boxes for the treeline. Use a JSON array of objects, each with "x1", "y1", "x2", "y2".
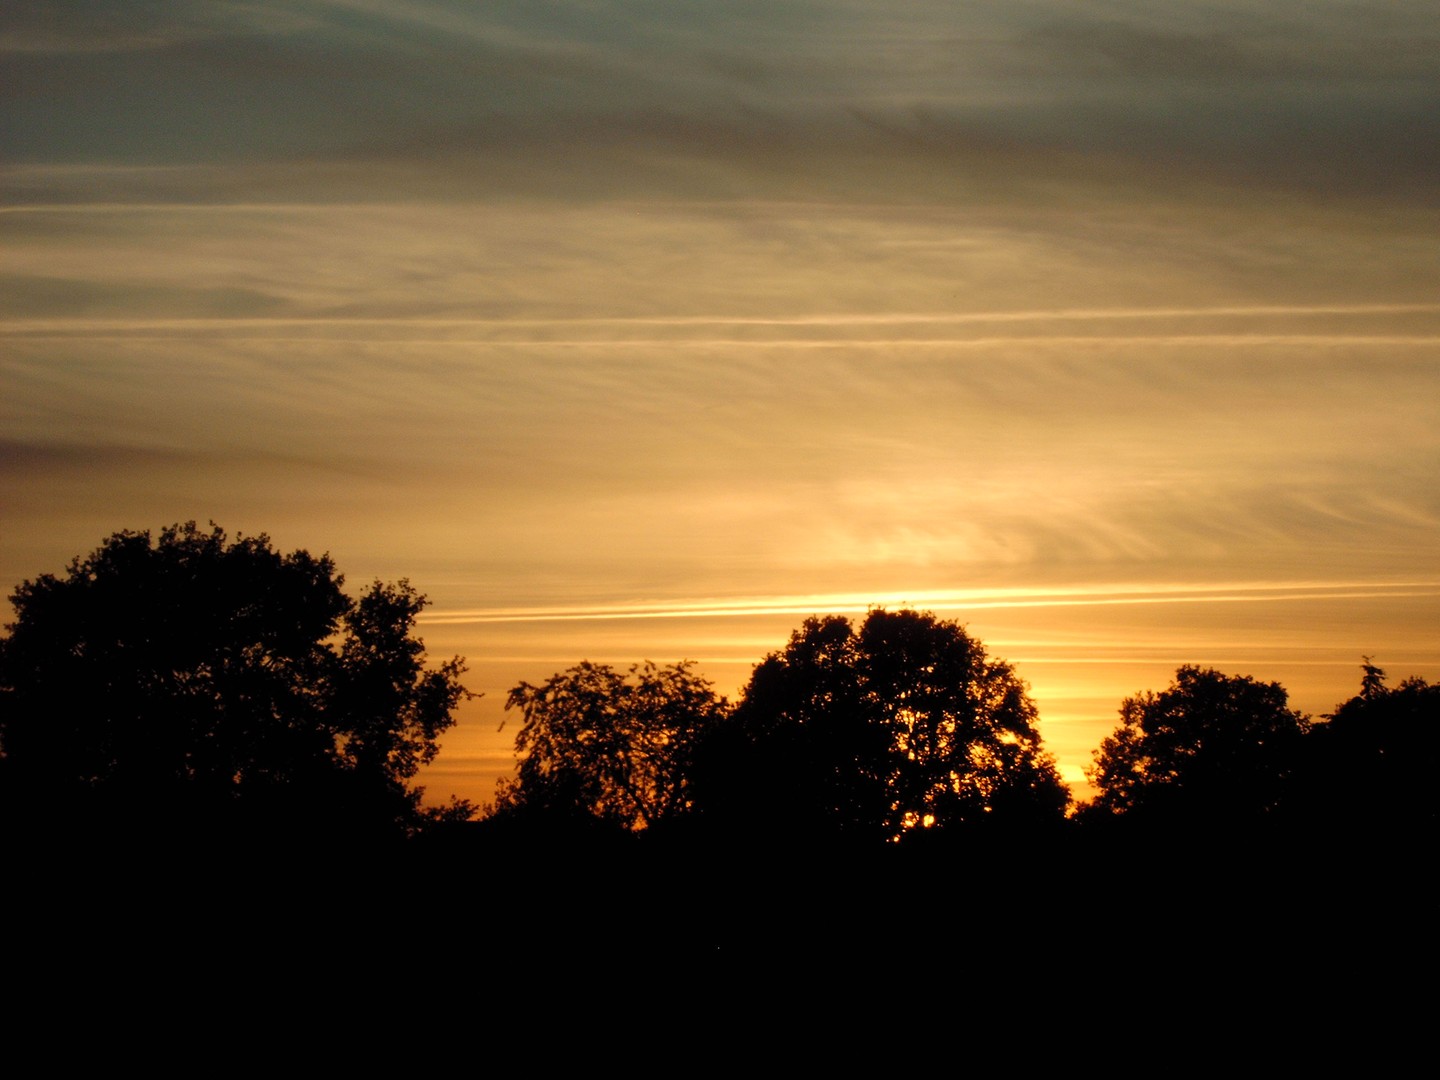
[
  {"x1": 486, "y1": 609, "x2": 1070, "y2": 843},
  {"x1": 1, "y1": 524, "x2": 1435, "y2": 854},
  {"x1": 482, "y1": 618, "x2": 1436, "y2": 849}
]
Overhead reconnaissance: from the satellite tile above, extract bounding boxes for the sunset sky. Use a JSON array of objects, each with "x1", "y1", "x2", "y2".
[{"x1": 4, "y1": 1, "x2": 1438, "y2": 805}]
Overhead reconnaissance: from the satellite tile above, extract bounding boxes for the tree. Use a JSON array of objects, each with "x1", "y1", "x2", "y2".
[
  {"x1": 1295, "y1": 660, "x2": 1438, "y2": 832},
  {"x1": 0, "y1": 522, "x2": 470, "y2": 837},
  {"x1": 488, "y1": 660, "x2": 727, "y2": 833},
  {"x1": 1084, "y1": 665, "x2": 1310, "y2": 825},
  {"x1": 692, "y1": 609, "x2": 1069, "y2": 841}
]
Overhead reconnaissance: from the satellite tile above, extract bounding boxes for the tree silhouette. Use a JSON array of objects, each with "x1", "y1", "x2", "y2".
[
  {"x1": 488, "y1": 660, "x2": 726, "y2": 834},
  {"x1": 1084, "y1": 665, "x2": 1310, "y2": 826},
  {"x1": 1296, "y1": 660, "x2": 1438, "y2": 832},
  {"x1": 0, "y1": 523, "x2": 470, "y2": 839},
  {"x1": 693, "y1": 609, "x2": 1069, "y2": 842}
]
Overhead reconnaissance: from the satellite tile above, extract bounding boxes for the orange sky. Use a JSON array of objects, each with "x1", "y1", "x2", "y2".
[{"x1": 4, "y1": 2, "x2": 1438, "y2": 808}]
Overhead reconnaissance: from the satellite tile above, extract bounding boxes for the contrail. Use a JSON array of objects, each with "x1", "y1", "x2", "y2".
[
  {"x1": 419, "y1": 580, "x2": 1440, "y2": 625},
  {"x1": 5, "y1": 302, "x2": 1438, "y2": 337}
]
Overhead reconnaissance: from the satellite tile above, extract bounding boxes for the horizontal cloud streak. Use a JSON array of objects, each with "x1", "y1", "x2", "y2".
[
  {"x1": 421, "y1": 580, "x2": 1440, "y2": 625},
  {"x1": 4, "y1": 1, "x2": 1436, "y2": 203},
  {"x1": 7, "y1": 302, "x2": 1439, "y2": 336}
]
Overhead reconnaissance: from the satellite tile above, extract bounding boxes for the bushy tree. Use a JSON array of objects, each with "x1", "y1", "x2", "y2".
[
  {"x1": 1296, "y1": 660, "x2": 1438, "y2": 831},
  {"x1": 694, "y1": 609, "x2": 1069, "y2": 841},
  {"x1": 489, "y1": 660, "x2": 727, "y2": 833},
  {"x1": 1085, "y1": 665, "x2": 1310, "y2": 825},
  {"x1": 0, "y1": 523, "x2": 469, "y2": 837}
]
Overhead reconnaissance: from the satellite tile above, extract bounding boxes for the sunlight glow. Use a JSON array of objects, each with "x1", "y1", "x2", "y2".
[{"x1": 419, "y1": 580, "x2": 1440, "y2": 626}]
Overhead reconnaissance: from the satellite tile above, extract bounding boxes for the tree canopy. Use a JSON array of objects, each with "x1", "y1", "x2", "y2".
[
  {"x1": 693, "y1": 609, "x2": 1069, "y2": 841},
  {"x1": 1296, "y1": 660, "x2": 1438, "y2": 831},
  {"x1": 0, "y1": 522, "x2": 469, "y2": 838},
  {"x1": 1084, "y1": 665, "x2": 1310, "y2": 825},
  {"x1": 489, "y1": 660, "x2": 726, "y2": 834}
]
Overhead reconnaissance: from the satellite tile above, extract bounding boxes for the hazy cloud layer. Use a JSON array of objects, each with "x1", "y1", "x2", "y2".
[{"x1": 5, "y1": 1, "x2": 1437, "y2": 199}]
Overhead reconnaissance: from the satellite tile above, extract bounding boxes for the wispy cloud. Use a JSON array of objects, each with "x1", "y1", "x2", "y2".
[
  {"x1": 6, "y1": 302, "x2": 1439, "y2": 337},
  {"x1": 5, "y1": 2, "x2": 1436, "y2": 198},
  {"x1": 420, "y1": 580, "x2": 1440, "y2": 626}
]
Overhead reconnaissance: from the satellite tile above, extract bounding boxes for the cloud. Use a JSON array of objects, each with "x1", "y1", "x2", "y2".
[
  {"x1": 8, "y1": 305, "x2": 1434, "y2": 617},
  {"x1": 0, "y1": 2, "x2": 318, "y2": 54},
  {"x1": 1013, "y1": 5, "x2": 1438, "y2": 82},
  {"x1": 418, "y1": 580, "x2": 1440, "y2": 626},
  {"x1": 5, "y1": 199, "x2": 1436, "y2": 362},
  {"x1": 0, "y1": 272, "x2": 289, "y2": 320},
  {"x1": 4, "y1": 1, "x2": 1435, "y2": 202}
]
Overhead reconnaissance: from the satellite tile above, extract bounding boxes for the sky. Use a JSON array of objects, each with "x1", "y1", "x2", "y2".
[{"x1": 3, "y1": 0, "x2": 1438, "y2": 806}]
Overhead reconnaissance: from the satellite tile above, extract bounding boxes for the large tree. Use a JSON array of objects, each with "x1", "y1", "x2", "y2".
[
  {"x1": 693, "y1": 609, "x2": 1069, "y2": 841},
  {"x1": 1296, "y1": 660, "x2": 1438, "y2": 832},
  {"x1": 1084, "y1": 665, "x2": 1310, "y2": 825},
  {"x1": 489, "y1": 660, "x2": 727, "y2": 833},
  {"x1": 0, "y1": 523, "x2": 469, "y2": 837}
]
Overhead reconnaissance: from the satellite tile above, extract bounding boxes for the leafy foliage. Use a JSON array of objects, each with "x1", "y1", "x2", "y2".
[
  {"x1": 490, "y1": 660, "x2": 727, "y2": 832},
  {"x1": 1085, "y1": 665, "x2": 1310, "y2": 824},
  {"x1": 0, "y1": 522, "x2": 470, "y2": 835},
  {"x1": 695, "y1": 609, "x2": 1069, "y2": 840}
]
